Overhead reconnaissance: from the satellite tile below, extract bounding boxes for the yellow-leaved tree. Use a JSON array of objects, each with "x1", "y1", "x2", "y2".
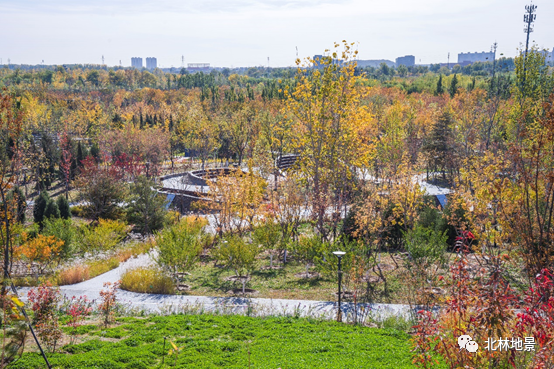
[
  {"x1": 204, "y1": 162, "x2": 267, "y2": 236},
  {"x1": 285, "y1": 41, "x2": 375, "y2": 239}
]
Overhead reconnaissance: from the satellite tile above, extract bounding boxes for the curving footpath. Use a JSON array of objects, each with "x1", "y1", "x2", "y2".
[{"x1": 17, "y1": 254, "x2": 414, "y2": 323}]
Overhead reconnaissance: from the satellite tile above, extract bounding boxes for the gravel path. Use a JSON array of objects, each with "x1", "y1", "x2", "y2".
[{"x1": 17, "y1": 254, "x2": 414, "y2": 323}]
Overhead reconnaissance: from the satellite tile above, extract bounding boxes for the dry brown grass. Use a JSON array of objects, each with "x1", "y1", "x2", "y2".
[
  {"x1": 115, "y1": 239, "x2": 156, "y2": 263},
  {"x1": 116, "y1": 248, "x2": 134, "y2": 263},
  {"x1": 88, "y1": 257, "x2": 120, "y2": 278},
  {"x1": 57, "y1": 264, "x2": 90, "y2": 285},
  {"x1": 120, "y1": 267, "x2": 175, "y2": 294}
]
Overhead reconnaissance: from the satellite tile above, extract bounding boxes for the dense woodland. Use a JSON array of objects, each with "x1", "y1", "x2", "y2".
[{"x1": 1, "y1": 42, "x2": 554, "y2": 367}]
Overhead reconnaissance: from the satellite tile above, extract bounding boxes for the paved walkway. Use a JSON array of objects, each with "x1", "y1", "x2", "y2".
[{"x1": 17, "y1": 254, "x2": 414, "y2": 323}]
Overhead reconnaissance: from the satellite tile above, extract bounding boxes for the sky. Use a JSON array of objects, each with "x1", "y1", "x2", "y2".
[{"x1": 0, "y1": 0, "x2": 552, "y2": 68}]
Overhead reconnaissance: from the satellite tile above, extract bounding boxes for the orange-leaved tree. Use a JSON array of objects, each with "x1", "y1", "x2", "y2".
[{"x1": 15, "y1": 234, "x2": 63, "y2": 275}]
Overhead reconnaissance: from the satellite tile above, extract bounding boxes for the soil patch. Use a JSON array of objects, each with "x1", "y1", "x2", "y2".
[
  {"x1": 334, "y1": 291, "x2": 355, "y2": 299},
  {"x1": 362, "y1": 275, "x2": 382, "y2": 284},
  {"x1": 227, "y1": 288, "x2": 259, "y2": 296},
  {"x1": 176, "y1": 284, "x2": 191, "y2": 292}
]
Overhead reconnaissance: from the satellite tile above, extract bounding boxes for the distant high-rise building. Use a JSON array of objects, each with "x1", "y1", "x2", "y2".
[
  {"x1": 312, "y1": 55, "x2": 324, "y2": 68},
  {"x1": 146, "y1": 57, "x2": 157, "y2": 70},
  {"x1": 457, "y1": 51, "x2": 495, "y2": 64},
  {"x1": 187, "y1": 63, "x2": 210, "y2": 72},
  {"x1": 355, "y1": 59, "x2": 395, "y2": 68},
  {"x1": 395, "y1": 55, "x2": 415, "y2": 67},
  {"x1": 312, "y1": 55, "x2": 344, "y2": 68},
  {"x1": 131, "y1": 57, "x2": 143, "y2": 69}
]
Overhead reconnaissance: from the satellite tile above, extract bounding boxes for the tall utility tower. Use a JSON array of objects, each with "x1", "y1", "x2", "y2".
[
  {"x1": 102, "y1": 55, "x2": 105, "y2": 65},
  {"x1": 491, "y1": 42, "x2": 498, "y2": 77},
  {"x1": 523, "y1": 3, "x2": 537, "y2": 58},
  {"x1": 181, "y1": 55, "x2": 184, "y2": 68}
]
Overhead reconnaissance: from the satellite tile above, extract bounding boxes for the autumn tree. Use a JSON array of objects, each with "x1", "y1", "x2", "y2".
[
  {"x1": 101, "y1": 125, "x2": 169, "y2": 179},
  {"x1": 74, "y1": 157, "x2": 127, "y2": 220},
  {"x1": 15, "y1": 234, "x2": 63, "y2": 275},
  {"x1": 176, "y1": 102, "x2": 219, "y2": 170},
  {"x1": 354, "y1": 162, "x2": 425, "y2": 292},
  {"x1": 0, "y1": 90, "x2": 24, "y2": 284},
  {"x1": 257, "y1": 102, "x2": 292, "y2": 188},
  {"x1": 286, "y1": 41, "x2": 373, "y2": 239},
  {"x1": 221, "y1": 104, "x2": 256, "y2": 166},
  {"x1": 204, "y1": 164, "x2": 267, "y2": 237},
  {"x1": 7, "y1": 186, "x2": 25, "y2": 224},
  {"x1": 456, "y1": 49, "x2": 554, "y2": 279}
]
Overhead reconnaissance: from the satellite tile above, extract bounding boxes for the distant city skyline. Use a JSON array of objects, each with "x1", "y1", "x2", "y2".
[{"x1": 1, "y1": 0, "x2": 553, "y2": 68}]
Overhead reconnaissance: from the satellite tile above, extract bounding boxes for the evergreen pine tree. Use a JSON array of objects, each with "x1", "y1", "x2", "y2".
[
  {"x1": 449, "y1": 74, "x2": 459, "y2": 97},
  {"x1": 90, "y1": 142, "x2": 100, "y2": 162},
  {"x1": 33, "y1": 191, "x2": 51, "y2": 224},
  {"x1": 127, "y1": 175, "x2": 167, "y2": 234},
  {"x1": 56, "y1": 196, "x2": 71, "y2": 219},
  {"x1": 435, "y1": 75, "x2": 444, "y2": 96},
  {"x1": 44, "y1": 200, "x2": 60, "y2": 220},
  {"x1": 41, "y1": 133, "x2": 59, "y2": 188},
  {"x1": 423, "y1": 111, "x2": 453, "y2": 180},
  {"x1": 76, "y1": 141, "x2": 85, "y2": 168}
]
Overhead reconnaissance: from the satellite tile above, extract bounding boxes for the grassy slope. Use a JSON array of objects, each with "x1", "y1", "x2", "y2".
[{"x1": 13, "y1": 315, "x2": 416, "y2": 369}]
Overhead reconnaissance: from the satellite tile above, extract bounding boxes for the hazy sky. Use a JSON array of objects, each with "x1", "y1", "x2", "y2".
[{"x1": 0, "y1": 0, "x2": 552, "y2": 67}]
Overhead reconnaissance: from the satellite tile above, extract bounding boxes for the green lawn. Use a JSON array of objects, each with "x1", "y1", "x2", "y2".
[
  {"x1": 150, "y1": 253, "x2": 408, "y2": 303},
  {"x1": 13, "y1": 315, "x2": 416, "y2": 368}
]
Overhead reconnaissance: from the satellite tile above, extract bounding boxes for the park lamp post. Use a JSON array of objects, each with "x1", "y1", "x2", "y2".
[{"x1": 333, "y1": 251, "x2": 346, "y2": 322}]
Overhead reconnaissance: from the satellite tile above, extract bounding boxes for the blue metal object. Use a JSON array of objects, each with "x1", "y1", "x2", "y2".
[
  {"x1": 164, "y1": 194, "x2": 175, "y2": 210},
  {"x1": 436, "y1": 194, "x2": 448, "y2": 209}
]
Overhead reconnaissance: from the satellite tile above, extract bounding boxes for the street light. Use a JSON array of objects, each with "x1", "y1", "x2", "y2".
[{"x1": 333, "y1": 251, "x2": 346, "y2": 322}]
